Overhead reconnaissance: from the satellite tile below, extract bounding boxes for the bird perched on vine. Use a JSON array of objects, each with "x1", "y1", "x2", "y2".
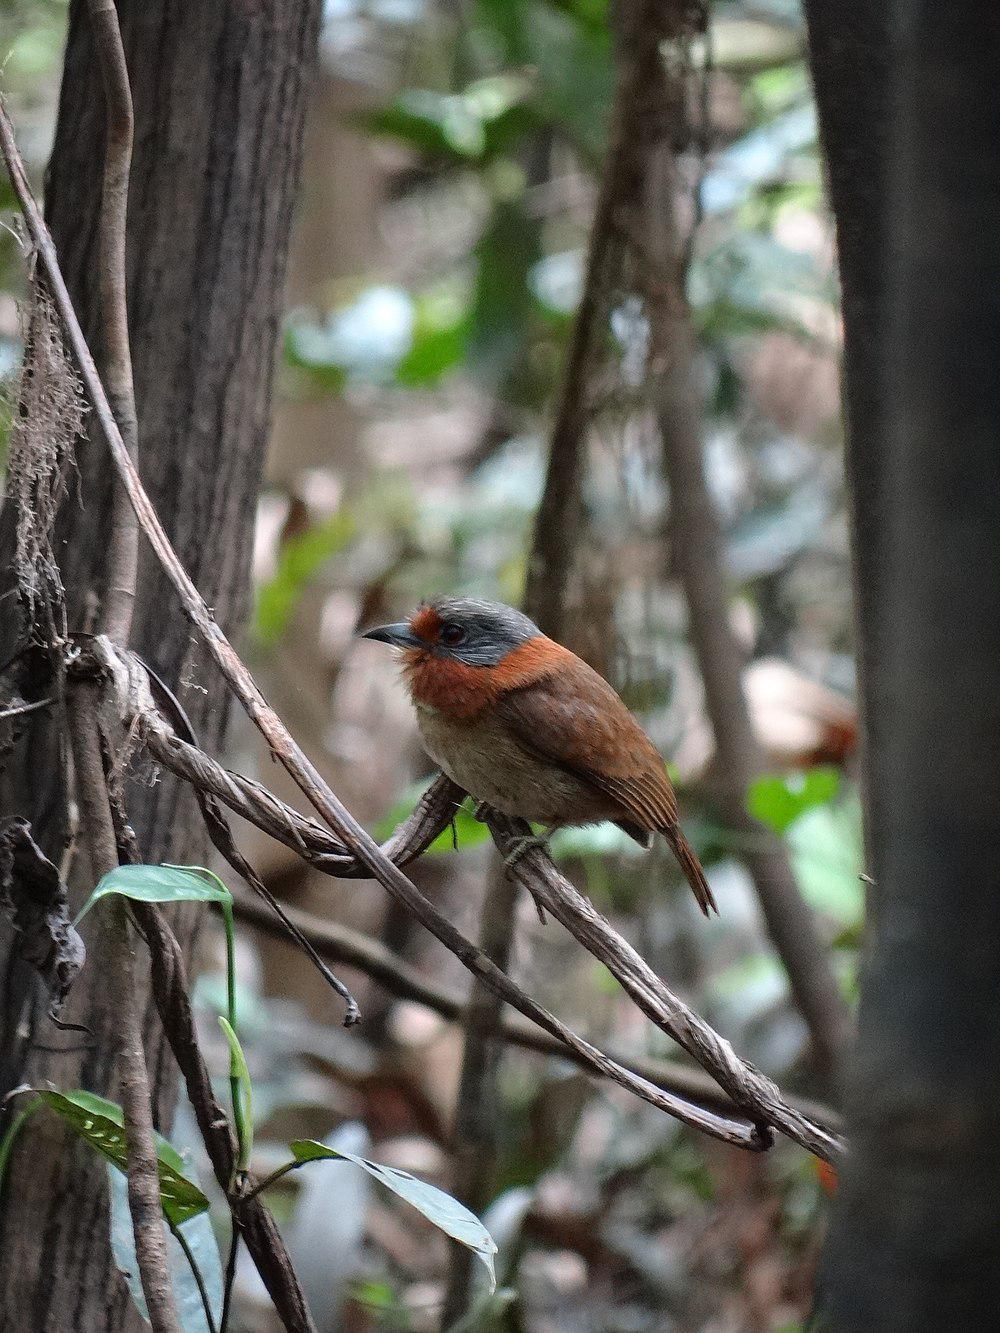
[{"x1": 362, "y1": 597, "x2": 717, "y2": 915}]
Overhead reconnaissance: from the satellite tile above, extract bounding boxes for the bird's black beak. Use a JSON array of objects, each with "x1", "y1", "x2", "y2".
[{"x1": 361, "y1": 621, "x2": 422, "y2": 649}]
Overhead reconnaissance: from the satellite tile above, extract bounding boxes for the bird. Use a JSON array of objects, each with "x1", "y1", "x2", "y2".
[{"x1": 362, "y1": 597, "x2": 717, "y2": 915}]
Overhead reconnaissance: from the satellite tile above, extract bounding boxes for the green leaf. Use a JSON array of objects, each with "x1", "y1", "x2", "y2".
[
  {"x1": 395, "y1": 291, "x2": 469, "y2": 387},
  {"x1": 747, "y1": 766, "x2": 841, "y2": 834},
  {"x1": 37, "y1": 1090, "x2": 209, "y2": 1226},
  {"x1": 108, "y1": 1163, "x2": 223, "y2": 1332},
  {"x1": 288, "y1": 1140, "x2": 497, "y2": 1290},
  {"x1": 523, "y1": 0, "x2": 612, "y2": 157},
  {"x1": 254, "y1": 510, "x2": 355, "y2": 644},
  {"x1": 74, "y1": 863, "x2": 233, "y2": 925},
  {"x1": 361, "y1": 92, "x2": 480, "y2": 162},
  {"x1": 359, "y1": 76, "x2": 535, "y2": 166},
  {"x1": 219, "y1": 1016, "x2": 253, "y2": 1173}
]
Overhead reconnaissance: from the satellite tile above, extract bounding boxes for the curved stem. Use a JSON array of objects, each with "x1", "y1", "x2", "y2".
[
  {"x1": 219, "y1": 1225, "x2": 240, "y2": 1333},
  {"x1": 169, "y1": 1219, "x2": 218, "y2": 1333},
  {"x1": 88, "y1": 0, "x2": 139, "y2": 645}
]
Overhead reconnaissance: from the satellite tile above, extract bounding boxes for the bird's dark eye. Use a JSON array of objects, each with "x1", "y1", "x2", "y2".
[{"x1": 439, "y1": 622, "x2": 467, "y2": 647}]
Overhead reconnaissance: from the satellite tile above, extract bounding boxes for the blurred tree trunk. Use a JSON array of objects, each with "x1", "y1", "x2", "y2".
[
  {"x1": 813, "y1": 5, "x2": 1000, "y2": 1325},
  {"x1": 0, "y1": 2, "x2": 320, "y2": 1327},
  {"x1": 645, "y1": 3, "x2": 851, "y2": 1082}
]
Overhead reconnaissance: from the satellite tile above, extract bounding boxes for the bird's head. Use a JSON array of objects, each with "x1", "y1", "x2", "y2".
[
  {"x1": 362, "y1": 598, "x2": 557, "y2": 716},
  {"x1": 362, "y1": 597, "x2": 542, "y2": 666}
]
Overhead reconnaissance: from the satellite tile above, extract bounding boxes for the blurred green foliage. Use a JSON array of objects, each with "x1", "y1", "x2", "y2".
[
  {"x1": 254, "y1": 510, "x2": 356, "y2": 644},
  {"x1": 748, "y1": 765, "x2": 840, "y2": 834}
]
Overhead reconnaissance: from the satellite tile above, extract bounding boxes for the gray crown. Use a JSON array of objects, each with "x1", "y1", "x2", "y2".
[{"x1": 428, "y1": 597, "x2": 541, "y2": 666}]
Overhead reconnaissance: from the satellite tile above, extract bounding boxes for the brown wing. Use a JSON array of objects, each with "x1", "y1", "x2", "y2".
[{"x1": 495, "y1": 660, "x2": 717, "y2": 915}]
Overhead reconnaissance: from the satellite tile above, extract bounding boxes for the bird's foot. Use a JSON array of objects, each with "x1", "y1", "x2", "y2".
[{"x1": 502, "y1": 833, "x2": 549, "y2": 873}]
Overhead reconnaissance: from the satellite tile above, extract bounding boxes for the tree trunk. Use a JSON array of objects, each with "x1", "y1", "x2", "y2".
[
  {"x1": 815, "y1": 4, "x2": 1000, "y2": 1325},
  {"x1": 0, "y1": 2, "x2": 320, "y2": 1327},
  {"x1": 802, "y1": 0, "x2": 890, "y2": 864}
]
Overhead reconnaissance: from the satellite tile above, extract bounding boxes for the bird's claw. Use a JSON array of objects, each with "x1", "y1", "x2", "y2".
[{"x1": 502, "y1": 834, "x2": 549, "y2": 873}]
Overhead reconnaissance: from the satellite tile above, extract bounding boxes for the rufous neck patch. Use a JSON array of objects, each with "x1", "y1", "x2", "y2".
[{"x1": 402, "y1": 635, "x2": 571, "y2": 719}]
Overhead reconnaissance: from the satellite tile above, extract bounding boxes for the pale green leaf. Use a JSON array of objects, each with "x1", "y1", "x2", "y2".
[
  {"x1": 289, "y1": 1139, "x2": 497, "y2": 1290},
  {"x1": 74, "y1": 864, "x2": 232, "y2": 926},
  {"x1": 218, "y1": 1016, "x2": 253, "y2": 1172}
]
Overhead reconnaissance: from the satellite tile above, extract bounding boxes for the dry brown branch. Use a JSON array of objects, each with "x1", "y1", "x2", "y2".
[
  {"x1": 78, "y1": 639, "x2": 764, "y2": 1151},
  {"x1": 92, "y1": 641, "x2": 841, "y2": 1161},
  {"x1": 138, "y1": 655, "x2": 361, "y2": 1025},
  {"x1": 227, "y1": 883, "x2": 841, "y2": 1133},
  {"x1": 485, "y1": 811, "x2": 843, "y2": 1162}
]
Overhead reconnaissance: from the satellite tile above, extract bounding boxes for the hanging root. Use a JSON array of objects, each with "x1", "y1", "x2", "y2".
[{"x1": 4, "y1": 274, "x2": 87, "y2": 632}]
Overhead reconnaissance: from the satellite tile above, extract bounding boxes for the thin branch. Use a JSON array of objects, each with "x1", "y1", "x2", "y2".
[
  {"x1": 0, "y1": 696, "x2": 51, "y2": 720},
  {"x1": 68, "y1": 685, "x2": 179, "y2": 1333},
  {"x1": 88, "y1": 0, "x2": 139, "y2": 645},
  {"x1": 441, "y1": 862, "x2": 519, "y2": 1327},
  {"x1": 168, "y1": 1220, "x2": 218, "y2": 1333},
  {"x1": 104, "y1": 655, "x2": 838, "y2": 1159},
  {"x1": 485, "y1": 810, "x2": 843, "y2": 1163},
  {"x1": 134, "y1": 901, "x2": 317, "y2": 1332},
  {"x1": 138, "y1": 654, "x2": 360, "y2": 1025},
  {"x1": 227, "y1": 882, "x2": 841, "y2": 1133},
  {"x1": 135, "y1": 707, "x2": 460, "y2": 877},
  {"x1": 219, "y1": 1227, "x2": 240, "y2": 1333}
]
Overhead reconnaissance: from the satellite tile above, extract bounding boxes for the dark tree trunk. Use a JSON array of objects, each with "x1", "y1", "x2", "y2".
[
  {"x1": 812, "y1": 4, "x2": 1000, "y2": 1325},
  {"x1": 802, "y1": 0, "x2": 890, "y2": 864},
  {"x1": 0, "y1": 2, "x2": 320, "y2": 1327}
]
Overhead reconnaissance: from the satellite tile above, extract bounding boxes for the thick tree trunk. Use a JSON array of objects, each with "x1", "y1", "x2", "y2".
[
  {"x1": 0, "y1": 2, "x2": 320, "y2": 1327},
  {"x1": 802, "y1": 0, "x2": 889, "y2": 866},
  {"x1": 814, "y1": 4, "x2": 1000, "y2": 1325}
]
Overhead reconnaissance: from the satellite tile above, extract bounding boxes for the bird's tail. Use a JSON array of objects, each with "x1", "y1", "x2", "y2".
[{"x1": 663, "y1": 825, "x2": 718, "y2": 917}]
